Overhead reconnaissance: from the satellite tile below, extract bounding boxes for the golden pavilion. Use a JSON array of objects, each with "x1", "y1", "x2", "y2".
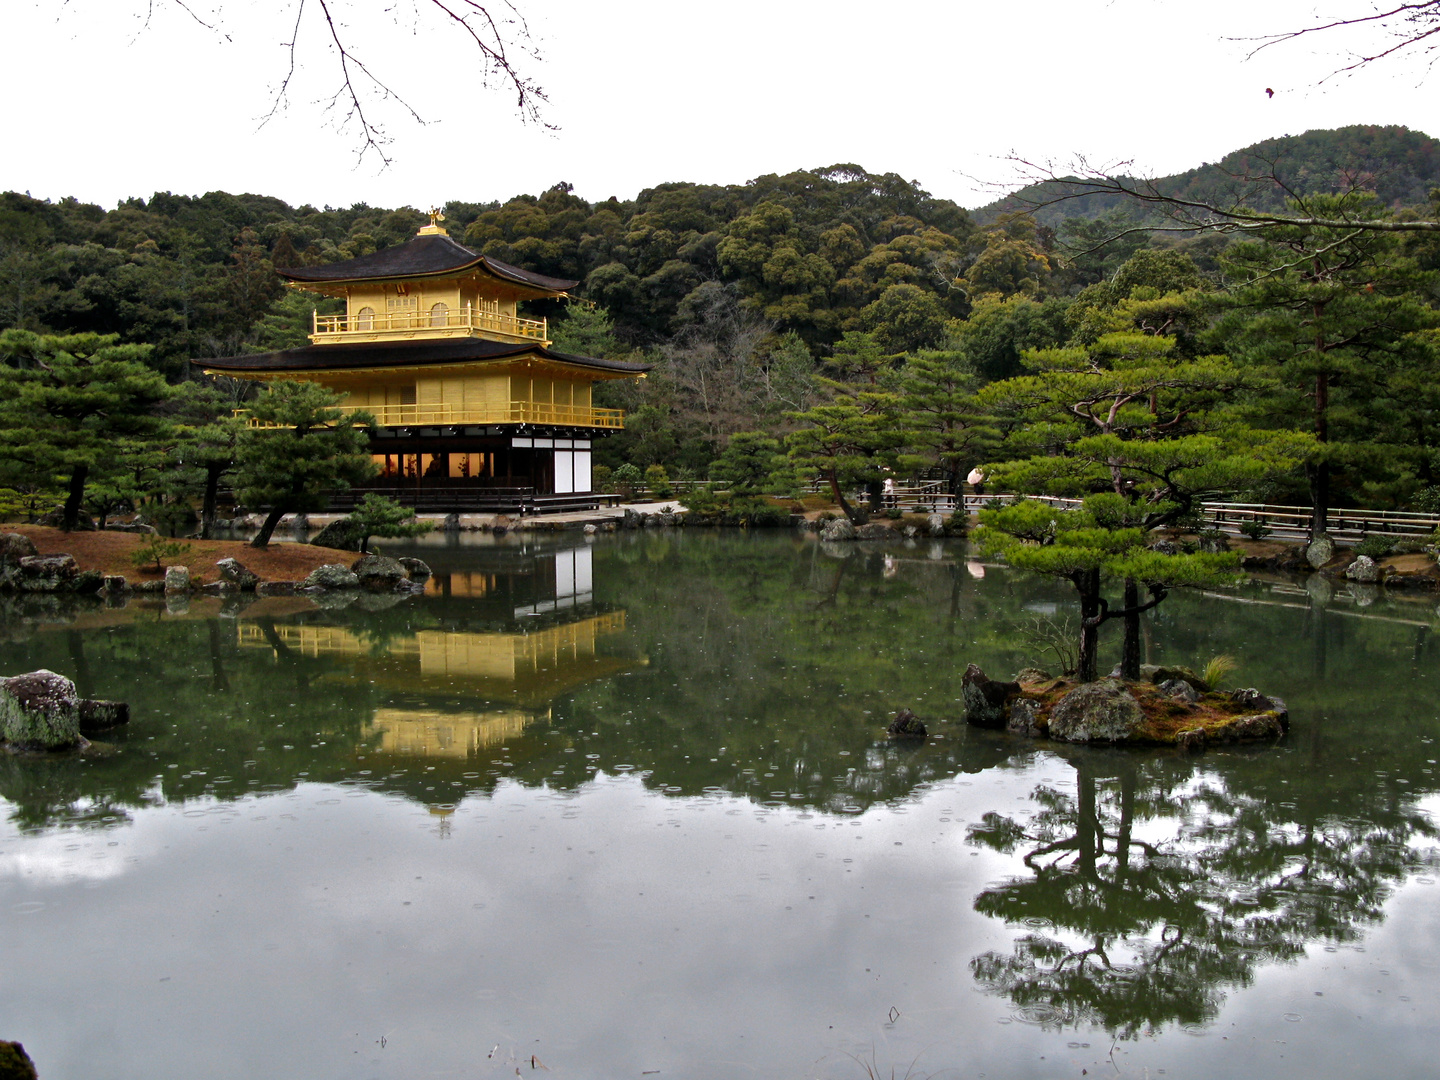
[{"x1": 199, "y1": 213, "x2": 648, "y2": 512}]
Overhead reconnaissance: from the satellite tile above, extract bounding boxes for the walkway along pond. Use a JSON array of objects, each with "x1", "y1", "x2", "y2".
[{"x1": 1, "y1": 530, "x2": 1437, "y2": 1079}]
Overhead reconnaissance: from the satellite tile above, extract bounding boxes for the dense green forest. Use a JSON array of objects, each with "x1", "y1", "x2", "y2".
[{"x1": 3, "y1": 124, "x2": 1440, "y2": 534}]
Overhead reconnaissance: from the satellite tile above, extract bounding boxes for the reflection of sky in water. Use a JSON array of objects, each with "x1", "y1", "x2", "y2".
[
  {"x1": 4, "y1": 767, "x2": 1438, "y2": 1080},
  {"x1": 3, "y1": 532, "x2": 1440, "y2": 1078}
]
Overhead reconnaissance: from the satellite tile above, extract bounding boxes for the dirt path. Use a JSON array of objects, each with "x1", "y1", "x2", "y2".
[{"x1": 10, "y1": 527, "x2": 352, "y2": 583}]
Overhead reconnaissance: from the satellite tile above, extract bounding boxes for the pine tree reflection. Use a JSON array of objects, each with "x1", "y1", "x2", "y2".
[{"x1": 967, "y1": 756, "x2": 1439, "y2": 1037}]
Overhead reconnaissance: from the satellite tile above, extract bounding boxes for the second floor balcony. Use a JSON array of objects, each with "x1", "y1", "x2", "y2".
[
  {"x1": 311, "y1": 305, "x2": 549, "y2": 345},
  {"x1": 238, "y1": 400, "x2": 625, "y2": 430}
]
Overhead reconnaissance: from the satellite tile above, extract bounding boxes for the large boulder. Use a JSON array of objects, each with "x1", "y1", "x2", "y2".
[
  {"x1": 962, "y1": 664, "x2": 1020, "y2": 728},
  {"x1": 397, "y1": 557, "x2": 432, "y2": 581},
  {"x1": 927, "y1": 513, "x2": 946, "y2": 537},
  {"x1": 1344, "y1": 555, "x2": 1381, "y2": 583},
  {"x1": 215, "y1": 557, "x2": 260, "y2": 591},
  {"x1": 1048, "y1": 679, "x2": 1144, "y2": 743},
  {"x1": 0, "y1": 533, "x2": 38, "y2": 566},
  {"x1": 855, "y1": 522, "x2": 895, "y2": 540},
  {"x1": 351, "y1": 554, "x2": 407, "y2": 592},
  {"x1": 0, "y1": 669, "x2": 81, "y2": 749},
  {"x1": 819, "y1": 517, "x2": 857, "y2": 542},
  {"x1": 14, "y1": 554, "x2": 80, "y2": 593},
  {"x1": 302, "y1": 564, "x2": 360, "y2": 590},
  {"x1": 1306, "y1": 533, "x2": 1335, "y2": 569},
  {"x1": 164, "y1": 565, "x2": 190, "y2": 593},
  {"x1": 309, "y1": 518, "x2": 365, "y2": 551}
]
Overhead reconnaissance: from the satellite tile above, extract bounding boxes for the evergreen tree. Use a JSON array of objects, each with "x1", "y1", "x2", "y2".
[
  {"x1": 348, "y1": 494, "x2": 434, "y2": 553},
  {"x1": 234, "y1": 381, "x2": 377, "y2": 549},
  {"x1": 1217, "y1": 193, "x2": 1440, "y2": 536},
  {"x1": 977, "y1": 328, "x2": 1310, "y2": 679},
  {"x1": 893, "y1": 345, "x2": 995, "y2": 495},
  {"x1": 0, "y1": 330, "x2": 172, "y2": 529}
]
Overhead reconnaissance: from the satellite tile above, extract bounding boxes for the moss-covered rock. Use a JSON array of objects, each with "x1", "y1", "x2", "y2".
[
  {"x1": 1, "y1": 669, "x2": 81, "y2": 750},
  {"x1": 1048, "y1": 679, "x2": 1144, "y2": 743}
]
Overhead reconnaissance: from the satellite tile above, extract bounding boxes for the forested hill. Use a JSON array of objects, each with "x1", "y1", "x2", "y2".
[
  {"x1": 4, "y1": 126, "x2": 1440, "y2": 374},
  {"x1": 976, "y1": 125, "x2": 1440, "y2": 226},
  {"x1": 0, "y1": 167, "x2": 979, "y2": 370}
]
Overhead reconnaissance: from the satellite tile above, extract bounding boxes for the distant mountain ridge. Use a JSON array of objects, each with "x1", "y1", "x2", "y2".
[{"x1": 976, "y1": 125, "x2": 1440, "y2": 226}]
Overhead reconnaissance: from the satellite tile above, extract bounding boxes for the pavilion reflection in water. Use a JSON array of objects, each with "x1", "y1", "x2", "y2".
[{"x1": 239, "y1": 544, "x2": 639, "y2": 757}]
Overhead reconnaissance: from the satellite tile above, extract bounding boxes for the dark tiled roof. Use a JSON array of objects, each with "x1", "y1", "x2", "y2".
[
  {"x1": 195, "y1": 338, "x2": 650, "y2": 375},
  {"x1": 280, "y1": 234, "x2": 579, "y2": 292}
]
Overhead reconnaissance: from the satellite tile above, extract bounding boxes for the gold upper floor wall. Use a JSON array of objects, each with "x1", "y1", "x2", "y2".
[{"x1": 300, "y1": 277, "x2": 549, "y2": 346}]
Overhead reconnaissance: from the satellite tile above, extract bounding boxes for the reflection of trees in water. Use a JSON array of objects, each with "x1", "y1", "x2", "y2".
[{"x1": 967, "y1": 757, "x2": 1439, "y2": 1038}]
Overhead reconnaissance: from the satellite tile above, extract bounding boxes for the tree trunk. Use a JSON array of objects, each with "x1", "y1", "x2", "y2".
[
  {"x1": 1310, "y1": 370, "x2": 1330, "y2": 539},
  {"x1": 62, "y1": 464, "x2": 88, "y2": 531},
  {"x1": 1120, "y1": 577, "x2": 1142, "y2": 681},
  {"x1": 1308, "y1": 460, "x2": 1330, "y2": 540},
  {"x1": 1076, "y1": 568, "x2": 1103, "y2": 682},
  {"x1": 250, "y1": 505, "x2": 287, "y2": 549},
  {"x1": 201, "y1": 464, "x2": 223, "y2": 540},
  {"x1": 826, "y1": 472, "x2": 862, "y2": 525},
  {"x1": 866, "y1": 479, "x2": 882, "y2": 512}
]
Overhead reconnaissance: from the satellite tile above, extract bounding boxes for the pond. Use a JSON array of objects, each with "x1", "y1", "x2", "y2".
[{"x1": 1, "y1": 531, "x2": 1438, "y2": 1080}]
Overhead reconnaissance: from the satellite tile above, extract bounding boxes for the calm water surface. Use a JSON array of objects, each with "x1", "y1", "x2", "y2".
[{"x1": 1, "y1": 531, "x2": 1437, "y2": 1079}]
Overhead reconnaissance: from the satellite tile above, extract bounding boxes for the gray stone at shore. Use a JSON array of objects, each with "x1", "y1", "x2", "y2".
[
  {"x1": 397, "y1": 557, "x2": 432, "y2": 581},
  {"x1": 78, "y1": 699, "x2": 129, "y2": 734},
  {"x1": 0, "y1": 533, "x2": 38, "y2": 566},
  {"x1": 962, "y1": 664, "x2": 1020, "y2": 728},
  {"x1": 15, "y1": 554, "x2": 79, "y2": 592},
  {"x1": 303, "y1": 564, "x2": 360, "y2": 590},
  {"x1": 351, "y1": 554, "x2": 407, "y2": 592},
  {"x1": 1306, "y1": 534, "x2": 1335, "y2": 568},
  {"x1": 1006, "y1": 697, "x2": 1045, "y2": 737},
  {"x1": 819, "y1": 517, "x2": 857, "y2": 542},
  {"x1": 216, "y1": 557, "x2": 260, "y2": 590},
  {"x1": 163, "y1": 565, "x2": 190, "y2": 593},
  {"x1": 1048, "y1": 679, "x2": 1144, "y2": 743},
  {"x1": 1159, "y1": 678, "x2": 1200, "y2": 704},
  {"x1": 255, "y1": 581, "x2": 301, "y2": 596},
  {"x1": 1, "y1": 669, "x2": 81, "y2": 749},
  {"x1": 1344, "y1": 555, "x2": 1381, "y2": 583},
  {"x1": 927, "y1": 513, "x2": 946, "y2": 537}
]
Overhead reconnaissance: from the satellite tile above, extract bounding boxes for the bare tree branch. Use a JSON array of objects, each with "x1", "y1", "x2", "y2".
[{"x1": 100, "y1": 0, "x2": 549, "y2": 165}]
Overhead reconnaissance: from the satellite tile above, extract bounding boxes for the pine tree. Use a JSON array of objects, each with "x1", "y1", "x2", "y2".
[
  {"x1": 234, "y1": 381, "x2": 377, "y2": 549},
  {"x1": 977, "y1": 326, "x2": 1310, "y2": 680},
  {"x1": 1217, "y1": 193, "x2": 1440, "y2": 536},
  {"x1": 0, "y1": 330, "x2": 173, "y2": 530}
]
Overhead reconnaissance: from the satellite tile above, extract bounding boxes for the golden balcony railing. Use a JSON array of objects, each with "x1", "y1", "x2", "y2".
[
  {"x1": 237, "y1": 401, "x2": 625, "y2": 430},
  {"x1": 311, "y1": 307, "x2": 548, "y2": 343}
]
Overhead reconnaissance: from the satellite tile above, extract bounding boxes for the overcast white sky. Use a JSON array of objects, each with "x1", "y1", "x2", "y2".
[{"x1": 6, "y1": 0, "x2": 1437, "y2": 212}]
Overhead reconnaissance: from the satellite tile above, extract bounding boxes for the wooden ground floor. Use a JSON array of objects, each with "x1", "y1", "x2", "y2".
[{"x1": 337, "y1": 428, "x2": 612, "y2": 513}]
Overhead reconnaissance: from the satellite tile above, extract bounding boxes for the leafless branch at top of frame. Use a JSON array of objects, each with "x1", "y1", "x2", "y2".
[
  {"x1": 1232, "y1": 2, "x2": 1440, "y2": 83},
  {"x1": 139, "y1": 0, "x2": 549, "y2": 166}
]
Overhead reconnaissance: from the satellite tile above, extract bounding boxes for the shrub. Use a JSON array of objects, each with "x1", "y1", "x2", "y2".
[
  {"x1": 1238, "y1": 518, "x2": 1271, "y2": 540},
  {"x1": 643, "y1": 464, "x2": 672, "y2": 499},
  {"x1": 591, "y1": 464, "x2": 614, "y2": 493},
  {"x1": 885, "y1": 508, "x2": 902, "y2": 520},
  {"x1": 130, "y1": 536, "x2": 192, "y2": 573},
  {"x1": 1355, "y1": 534, "x2": 1398, "y2": 559},
  {"x1": 612, "y1": 463, "x2": 642, "y2": 497}
]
